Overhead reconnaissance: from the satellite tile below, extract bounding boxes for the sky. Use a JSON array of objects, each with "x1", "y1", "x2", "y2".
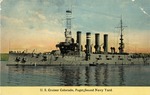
[{"x1": 1, "y1": 0, "x2": 150, "y2": 53}]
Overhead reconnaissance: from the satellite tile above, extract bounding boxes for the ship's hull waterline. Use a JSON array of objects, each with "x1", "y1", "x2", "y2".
[{"x1": 7, "y1": 52, "x2": 150, "y2": 66}]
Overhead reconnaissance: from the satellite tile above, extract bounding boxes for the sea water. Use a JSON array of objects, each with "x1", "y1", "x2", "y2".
[{"x1": 1, "y1": 61, "x2": 150, "y2": 86}]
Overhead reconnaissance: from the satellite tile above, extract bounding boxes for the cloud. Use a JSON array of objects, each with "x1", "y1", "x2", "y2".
[
  {"x1": 35, "y1": 12, "x2": 46, "y2": 20},
  {"x1": 1, "y1": 16, "x2": 24, "y2": 28},
  {"x1": 1, "y1": 0, "x2": 150, "y2": 53},
  {"x1": 1, "y1": 28, "x2": 65, "y2": 53},
  {"x1": 1, "y1": 16, "x2": 23, "y2": 24}
]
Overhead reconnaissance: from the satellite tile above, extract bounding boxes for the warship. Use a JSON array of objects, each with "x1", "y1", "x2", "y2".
[{"x1": 7, "y1": 10, "x2": 150, "y2": 66}]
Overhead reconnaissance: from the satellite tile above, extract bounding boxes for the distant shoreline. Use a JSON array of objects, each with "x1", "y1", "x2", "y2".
[{"x1": 0, "y1": 53, "x2": 9, "y2": 61}]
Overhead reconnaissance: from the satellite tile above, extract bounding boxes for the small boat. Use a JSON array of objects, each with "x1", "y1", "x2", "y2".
[{"x1": 89, "y1": 63, "x2": 98, "y2": 66}]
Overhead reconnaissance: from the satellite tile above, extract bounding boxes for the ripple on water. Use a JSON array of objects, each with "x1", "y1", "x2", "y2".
[{"x1": 1, "y1": 61, "x2": 150, "y2": 86}]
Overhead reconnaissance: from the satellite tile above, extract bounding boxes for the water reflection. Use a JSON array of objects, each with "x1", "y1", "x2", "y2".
[
  {"x1": 118, "y1": 65, "x2": 125, "y2": 86},
  {"x1": 2, "y1": 63, "x2": 150, "y2": 86},
  {"x1": 95, "y1": 66, "x2": 101, "y2": 86},
  {"x1": 6, "y1": 65, "x2": 122, "y2": 86},
  {"x1": 102, "y1": 65, "x2": 108, "y2": 86},
  {"x1": 59, "y1": 66, "x2": 78, "y2": 86}
]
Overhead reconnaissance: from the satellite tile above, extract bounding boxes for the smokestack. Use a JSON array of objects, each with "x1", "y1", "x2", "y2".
[
  {"x1": 77, "y1": 31, "x2": 81, "y2": 53},
  {"x1": 85, "y1": 32, "x2": 91, "y2": 61},
  {"x1": 103, "y1": 34, "x2": 108, "y2": 54},
  {"x1": 94, "y1": 33, "x2": 100, "y2": 53}
]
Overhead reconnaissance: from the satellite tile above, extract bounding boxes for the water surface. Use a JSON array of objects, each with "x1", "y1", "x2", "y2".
[{"x1": 1, "y1": 61, "x2": 150, "y2": 86}]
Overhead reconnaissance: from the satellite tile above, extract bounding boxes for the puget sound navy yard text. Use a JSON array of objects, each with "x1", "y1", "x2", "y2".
[{"x1": 40, "y1": 88, "x2": 112, "y2": 92}]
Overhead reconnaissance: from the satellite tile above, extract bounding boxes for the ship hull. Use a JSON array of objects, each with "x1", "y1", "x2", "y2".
[{"x1": 7, "y1": 52, "x2": 150, "y2": 66}]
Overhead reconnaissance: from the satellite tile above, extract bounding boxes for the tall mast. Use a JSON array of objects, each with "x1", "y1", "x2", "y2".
[
  {"x1": 117, "y1": 17, "x2": 127, "y2": 54},
  {"x1": 64, "y1": 10, "x2": 72, "y2": 43}
]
